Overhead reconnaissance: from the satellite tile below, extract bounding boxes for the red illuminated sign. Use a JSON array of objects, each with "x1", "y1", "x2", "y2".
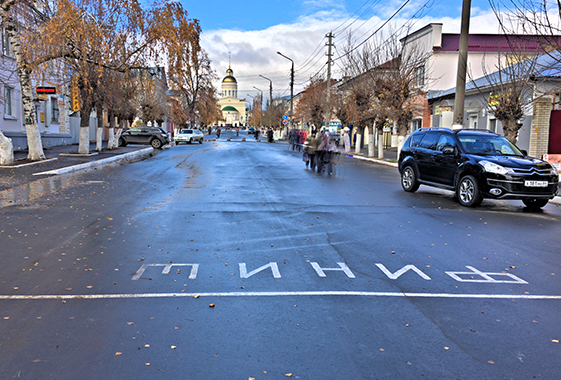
[{"x1": 36, "y1": 87, "x2": 56, "y2": 94}]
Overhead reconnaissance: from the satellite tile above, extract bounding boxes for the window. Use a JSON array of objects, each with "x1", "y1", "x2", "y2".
[
  {"x1": 411, "y1": 119, "x2": 422, "y2": 131},
  {"x1": 469, "y1": 115, "x2": 478, "y2": 129},
  {"x1": 2, "y1": 28, "x2": 12, "y2": 57},
  {"x1": 488, "y1": 118, "x2": 497, "y2": 133},
  {"x1": 51, "y1": 97, "x2": 59, "y2": 123},
  {"x1": 4, "y1": 86, "x2": 13, "y2": 117},
  {"x1": 415, "y1": 65, "x2": 425, "y2": 87},
  {"x1": 418, "y1": 132, "x2": 440, "y2": 150},
  {"x1": 436, "y1": 134, "x2": 456, "y2": 151}
]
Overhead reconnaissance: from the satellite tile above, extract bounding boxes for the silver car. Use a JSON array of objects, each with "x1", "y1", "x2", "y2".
[{"x1": 175, "y1": 129, "x2": 204, "y2": 144}]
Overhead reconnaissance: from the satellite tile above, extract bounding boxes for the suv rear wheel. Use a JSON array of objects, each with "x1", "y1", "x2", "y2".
[
  {"x1": 401, "y1": 166, "x2": 420, "y2": 192},
  {"x1": 456, "y1": 175, "x2": 482, "y2": 207},
  {"x1": 522, "y1": 198, "x2": 549, "y2": 210}
]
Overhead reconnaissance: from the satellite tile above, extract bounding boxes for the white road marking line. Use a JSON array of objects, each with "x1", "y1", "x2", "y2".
[{"x1": 1, "y1": 291, "x2": 560, "y2": 300}]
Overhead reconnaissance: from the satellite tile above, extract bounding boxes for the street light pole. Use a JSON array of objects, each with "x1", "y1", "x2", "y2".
[
  {"x1": 253, "y1": 86, "x2": 263, "y2": 128},
  {"x1": 259, "y1": 75, "x2": 273, "y2": 130},
  {"x1": 247, "y1": 94, "x2": 254, "y2": 128},
  {"x1": 277, "y1": 52, "x2": 294, "y2": 135}
]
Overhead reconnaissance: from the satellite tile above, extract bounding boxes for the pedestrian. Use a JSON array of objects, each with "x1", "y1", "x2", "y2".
[
  {"x1": 267, "y1": 128, "x2": 274, "y2": 143},
  {"x1": 342, "y1": 127, "x2": 351, "y2": 153},
  {"x1": 236, "y1": 127, "x2": 239, "y2": 136},
  {"x1": 303, "y1": 130, "x2": 320, "y2": 171},
  {"x1": 216, "y1": 127, "x2": 221, "y2": 139}
]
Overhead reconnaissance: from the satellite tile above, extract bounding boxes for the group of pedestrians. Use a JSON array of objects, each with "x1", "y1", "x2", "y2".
[
  {"x1": 300, "y1": 127, "x2": 351, "y2": 175},
  {"x1": 288, "y1": 129, "x2": 307, "y2": 151}
]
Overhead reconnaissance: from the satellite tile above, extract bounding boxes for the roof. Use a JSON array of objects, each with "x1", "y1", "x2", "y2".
[
  {"x1": 222, "y1": 106, "x2": 238, "y2": 112},
  {"x1": 438, "y1": 34, "x2": 558, "y2": 53},
  {"x1": 428, "y1": 50, "x2": 561, "y2": 101},
  {"x1": 222, "y1": 75, "x2": 237, "y2": 83}
]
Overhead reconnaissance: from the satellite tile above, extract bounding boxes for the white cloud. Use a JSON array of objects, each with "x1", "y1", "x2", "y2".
[{"x1": 201, "y1": 10, "x2": 504, "y2": 100}]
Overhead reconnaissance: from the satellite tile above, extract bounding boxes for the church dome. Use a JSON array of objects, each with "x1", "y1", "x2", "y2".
[{"x1": 222, "y1": 75, "x2": 237, "y2": 83}]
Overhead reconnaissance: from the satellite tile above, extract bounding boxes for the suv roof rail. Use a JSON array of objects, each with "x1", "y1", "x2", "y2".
[
  {"x1": 454, "y1": 128, "x2": 497, "y2": 134},
  {"x1": 417, "y1": 127, "x2": 451, "y2": 132}
]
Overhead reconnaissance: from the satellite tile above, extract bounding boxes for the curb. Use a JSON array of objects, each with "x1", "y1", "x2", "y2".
[
  {"x1": 348, "y1": 154, "x2": 399, "y2": 168},
  {"x1": 33, "y1": 147, "x2": 156, "y2": 176}
]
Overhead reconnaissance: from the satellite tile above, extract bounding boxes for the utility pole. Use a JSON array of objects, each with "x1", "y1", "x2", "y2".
[
  {"x1": 324, "y1": 32, "x2": 334, "y2": 132},
  {"x1": 277, "y1": 52, "x2": 294, "y2": 135},
  {"x1": 452, "y1": 0, "x2": 471, "y2": 128}
]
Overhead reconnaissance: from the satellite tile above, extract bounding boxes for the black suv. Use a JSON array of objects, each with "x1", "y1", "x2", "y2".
[
  {"x1": 398, "y1": 128, "x2": 559, "y2": 209},
  {"x1": 119, "y1": 126, "x2": 170, "y2": 149}
]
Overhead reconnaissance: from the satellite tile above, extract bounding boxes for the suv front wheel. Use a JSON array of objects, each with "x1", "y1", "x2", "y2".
[
  {"x1": 401, "y1": 166, "x2": 420, "y2": 192},
  {"x1": 456, "y1": 175, "x2": 482, "y2": 207},
  {"x1": 151, "y1": 138, "x2": 163, "y2": 149}
]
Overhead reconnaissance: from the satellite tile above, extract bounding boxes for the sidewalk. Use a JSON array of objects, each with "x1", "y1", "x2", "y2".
[{"x1": 1, "y1": 143, "x2": 156, "y2": 192}]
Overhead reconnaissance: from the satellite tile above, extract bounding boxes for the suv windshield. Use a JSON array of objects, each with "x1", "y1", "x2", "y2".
[{"x1": 458, "y1": 134, "x2": 523, "y2": 156}]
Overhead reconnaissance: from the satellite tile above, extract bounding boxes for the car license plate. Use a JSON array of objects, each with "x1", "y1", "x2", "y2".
[{"x1": 524, "y1": 180, "x2": 548, "y2": 187}]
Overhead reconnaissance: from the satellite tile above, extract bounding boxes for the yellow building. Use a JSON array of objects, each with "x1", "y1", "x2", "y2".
[{"x1": 217, "y1": 61, "x2": 246, "y2": 127}]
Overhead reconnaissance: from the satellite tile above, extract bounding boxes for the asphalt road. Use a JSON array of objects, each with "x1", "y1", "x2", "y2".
[{"x1": 1, "y1": 130, "x2": 560, "y2": 379}]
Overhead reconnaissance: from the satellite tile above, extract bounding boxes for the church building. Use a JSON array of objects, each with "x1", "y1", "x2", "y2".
[{"x1": 216, "y1": 60, "x2": 246, "y2": 127}]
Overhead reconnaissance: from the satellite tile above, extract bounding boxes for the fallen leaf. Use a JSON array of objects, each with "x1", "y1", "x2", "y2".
[
  {"x1": 107, "y1": 218, "x2": 113, "y2": 221},
  {"x1": 174, "y1": 327, "x2": 179, "y2": 330},
  {"x1": 32, "y1": 359, "x2": 41, "y2": 363},
  {"x1": 171, "y1": 345, "x2": 177, "y2": 349},
  {"x1": 3, "y1": 317, "x2": 9, "y2": 320},
  {"x1": 115, "y1": 352, "x2": 122, "y2": 356},
  {"x1": 553, "y1": 340, "x2": 559, "y2": 343},
  {"x1": 444, "y1": 347, "x2": 450, "y2": 350},
  {"x1": 379, "y1": 348, "x2": 385, "y2": 352},
  {"x1": 209, "y1": 303, "x2": 215, "y2": 308},
  {"x1": 144, "y1": 344, "x2": 150, "y2": 347},
  {"x1": 127, "y1": 322, "x2": 134, "y2": 325},
  {"x1": 194, "y1": 295, "x2": 199, "y2": 298},
  {"x1": 488, "y1": 360, "x2": 495, "y2": 364},
  {"x1": 145, "y1": 363, "x2": 150, "y2": 366},
  {"x1": 285, "y1": 374, "x2": 293, "y2": 377}
]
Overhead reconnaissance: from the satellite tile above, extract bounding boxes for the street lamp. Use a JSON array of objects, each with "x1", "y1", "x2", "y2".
[
  {"x1": 277, "y1": 51, "x2": 294, "y2": 135},
  {"x1": 253, "y1": 86, "x2": 263, "y2": 128},
  {"x1": 259, "y1": 75, "x2": 273, "y2": 130},
  {"x1": 247, "y1": 94, "x2": 255, "y2": 128}
]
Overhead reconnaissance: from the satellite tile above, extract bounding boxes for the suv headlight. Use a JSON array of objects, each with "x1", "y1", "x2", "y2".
[{"x1": 479, "y1": 160, "x2": 514, "y2": 175}]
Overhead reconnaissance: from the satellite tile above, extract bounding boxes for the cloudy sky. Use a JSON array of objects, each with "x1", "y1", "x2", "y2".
[{"x1": 182, "y1": 0, "x2": 507, "y2": 101}]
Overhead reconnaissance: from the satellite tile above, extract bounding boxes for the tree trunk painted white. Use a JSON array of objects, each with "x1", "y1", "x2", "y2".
[
  {"x1": 368, "y1": 123, "x2": 375, "y2": 157},
  {"x1": 95, "y1": 104, "x2": 104, "y2": 151},
  {"x1": 0, "y1": 6, "x2": 45, "y2": 161},
  {"x1": 354, "y1": 133, "x2": 362, "y2": 154},
  {"x1": 377, "y1": 130, "x2": 384, "y2": 159},
  {"x1": 397, "y1": 135, "x2": 406, "y2": 159},
  {"x1": 107, "y1": 127, "x2": 115, "y2": 150},
  {"x1": 0, "y1": 131, "x2": 14, "y2": 165}
]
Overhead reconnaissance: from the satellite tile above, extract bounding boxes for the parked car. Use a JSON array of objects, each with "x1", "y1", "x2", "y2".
[
  {"x1": 248, "y1": 127, "x2": 256, "y2": 135},
  {"x1": 119, "y1": 126, "x2": 169, "y2": 149},
  {"x1": 175, "y1": 129, "x2": 204, "y2": 144},
  {"x1": 398, "y1": 127, "x2": 559, "y2": 209}
]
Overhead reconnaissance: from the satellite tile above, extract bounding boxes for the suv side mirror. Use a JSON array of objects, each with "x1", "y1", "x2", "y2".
[
  {"x1": 521, "y1": 149, "x2": 528, "y2": 157},
  {"x1": 442, "y1": 146, "x2": 455, "y2": 155}
]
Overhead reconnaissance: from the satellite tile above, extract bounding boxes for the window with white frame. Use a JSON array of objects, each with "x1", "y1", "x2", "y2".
[
  {"x1": 51, "y1": 97, "x2": 59, "y2": 123},
  {"x1": 4, "y1": 86, "x2": 13, "y2": 117},
  {"x1": 488, "y1": 118, "x2": 497, "y2": 132},
  {"x1": 415, "y1": 65, "x2": 425, "y2": 88},
  {"x1": 2, "y1": 27, "x2": 12, "y2": 57},
  {"x1": 411, "y1": 118, "x2": 422, "y2": 131}
]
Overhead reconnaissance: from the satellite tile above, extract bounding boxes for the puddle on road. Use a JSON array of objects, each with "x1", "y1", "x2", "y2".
[{"x1": 0, "y1": 175, "x2": 98, "y2": 208}]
